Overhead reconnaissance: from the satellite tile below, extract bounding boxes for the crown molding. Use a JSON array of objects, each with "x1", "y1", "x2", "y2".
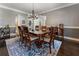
[
  {"x1": 0, "y1": 4, "x2": 78, "y2": 15},
  {"x1": 39, "y1": 3, "x2": 78, "y2": 14},
  {"x1": 0, "y1": 5, "x2": 28, "y2": 14}
]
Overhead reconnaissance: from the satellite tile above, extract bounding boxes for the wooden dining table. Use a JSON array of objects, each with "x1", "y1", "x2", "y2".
[{"x1": 29, "y1": 30, "x2": 49, "y2": 48}]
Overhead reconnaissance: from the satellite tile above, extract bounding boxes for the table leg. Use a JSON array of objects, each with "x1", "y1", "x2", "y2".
[{"x1": 36, "y1": 34, "x2": 42, "y2": 48}]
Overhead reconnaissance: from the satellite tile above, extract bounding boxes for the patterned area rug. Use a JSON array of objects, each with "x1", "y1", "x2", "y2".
[{"x1": 5, "y1": 37, "x2": 62, "y2": 56}]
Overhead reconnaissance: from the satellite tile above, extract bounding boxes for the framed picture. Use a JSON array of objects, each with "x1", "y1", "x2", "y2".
[
  {"x1": 29, "y1": 20, "x2": 32, "y2": 26},
  {"x1": 22, "y1": 20, "x2": 25, "y2": 24}
]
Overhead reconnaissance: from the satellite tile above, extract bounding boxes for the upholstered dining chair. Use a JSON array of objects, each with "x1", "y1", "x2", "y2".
[
  {"x1": 22, "y1": 26, "x2": 38, "y2": 49},
  {"x1": 41, "y1": 26, "x2": 51, "y2": 39},
  {"x1": 18, "y1": 26, "x2": 24, "y2": 43},
  {"x1": 53, "y1": 26, "x2": 58, "y2": 38},
  {"x1": 41, "y1": 26, "x2": 47, "y2": 32},
  {"x1": 35, "y1": 25, "x2": 40, "y2": 31},
  {"x1": 43, "y1": 26, "x2": 55, "y2": 54},
  {"x1": 59, "y1": 24, "x2": 64, "y2": 42}
]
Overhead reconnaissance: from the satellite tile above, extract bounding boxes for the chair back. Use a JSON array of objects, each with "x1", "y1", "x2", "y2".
[
  {"x1": 18, "y1": 26, "x2": 22, "y2": 35},
  {"x1": 59, "y1": 24, "x2": 64, "y2": 41},
  {"x1": 49, "y1": 26, "x2": 54, "y2": 42},
  {"x1": 18, "y1": 26, "x2": 23, "y2": 39},
  {"x1": 35, "y1": 26, "x2": 40, "y2": 31},
  {"x1": 21, "y1": 26, "x2": 31, "y2": 42},
  {"x1": 22, "y1": 26, "x2": 29, "y2": 33},
  {"x1": 41, "y1": 26, "x2": 47, "y2": 32},
  {"x1": 59, "y1": 24, "x2": 64, "y2": 36},
  {"x1": 54, "y1": 26, "x2": 58, "y2": 35}
]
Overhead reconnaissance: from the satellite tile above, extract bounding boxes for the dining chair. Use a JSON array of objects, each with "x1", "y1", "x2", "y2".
[
  {"x1": 22, "y1": 26, "x2": 38, "y2": 49},
  {"x1": 41, "y1": 26, "x2": 51, "y2": 39},
  {"x1": 35, "y1": 25, "x2": 40, "y2": 31},
  {"x1": 53, "y1": 26, "x2": 58, "y2": 38},
  {"x1": 43, "y1": 26, "x2": 55, "y2": 54},
  {"x1": 18, "y1": 26, "x2": 24, "y2": 43},
  {"x1": 59, "y1": 24, "x2": 64, "y2": 42},
  {"x1": 41, "y1": 26, "x2": 47, "y2": 32}
]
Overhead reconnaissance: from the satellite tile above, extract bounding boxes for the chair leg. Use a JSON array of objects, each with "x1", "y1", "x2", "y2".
[
  {"x1": 53, "y1": 40, "x2": 54, "y2": 49},
  {"x1": 23, "y1": 40, "x2": 27, "y2": 47},
  {"x1": 20, "y1": 37, "x2": 24, "y2": 43},
  {"x1": 29, "y1": 41, "x2": 31, "y2": 50},
  {"x1": 42, "y1": 36, "x2": 44, "y2": 41},
  {"x1": 49, "y1": 43, "x2": 51, "y2": 54}
]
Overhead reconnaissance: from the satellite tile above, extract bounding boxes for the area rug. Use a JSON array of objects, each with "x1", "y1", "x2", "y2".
[{"x1": 5, "y1": 37, "x2": 62, "y2": 56}]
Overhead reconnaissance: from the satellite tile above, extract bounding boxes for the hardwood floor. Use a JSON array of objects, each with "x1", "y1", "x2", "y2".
[
  {"x1": 0, "y1": 38, "x2": 79, "y2": 56},
  {"x1": 0, "y1": 41, "x2": 9, "y2": 56},
  {"x1": 57, "y1": 39, "x2": 79, "y2": 56}
]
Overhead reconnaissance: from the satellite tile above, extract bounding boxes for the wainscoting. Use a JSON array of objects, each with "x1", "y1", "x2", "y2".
[
  {"x1": 64, "y1": 26, "x2": 79, "y2": 41},
  {"x1": 64, "y1": 28, "x2": 79, "y2": 38}
]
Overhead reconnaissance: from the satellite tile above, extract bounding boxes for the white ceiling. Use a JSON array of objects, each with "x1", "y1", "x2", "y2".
[{"x1": 0, "y1": 3, "x2": 76, "y2": 14}]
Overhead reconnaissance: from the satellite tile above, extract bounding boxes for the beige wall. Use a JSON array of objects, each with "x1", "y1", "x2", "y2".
[
  {"x1": 42, "y1": 4, "x2": 79, "y2": 27},
  {"x1": 0, "y1": 8, "x2": 27, "y2": 27}
]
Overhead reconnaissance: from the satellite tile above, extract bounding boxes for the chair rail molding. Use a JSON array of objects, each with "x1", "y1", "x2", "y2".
[
  {"x1": 59, "y1": 36, "x2": 79, "y2": 42},
  {"x1": 64, "y1": 26, "x2": 79, "y2": 29}
]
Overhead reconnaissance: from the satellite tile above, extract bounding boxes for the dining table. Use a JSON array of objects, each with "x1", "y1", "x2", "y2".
[{"x1": 29, "y1": 30, "x2": 50, "y2": 48}]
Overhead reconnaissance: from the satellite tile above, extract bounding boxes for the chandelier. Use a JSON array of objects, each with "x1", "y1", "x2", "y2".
[{"x1": 28, "y1": 3, "x2": 38, "y2": 19}]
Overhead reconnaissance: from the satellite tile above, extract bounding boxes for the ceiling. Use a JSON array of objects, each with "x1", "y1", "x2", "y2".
[{"x1": 0, "y1": 3, "x2": 76, "y2": 14}]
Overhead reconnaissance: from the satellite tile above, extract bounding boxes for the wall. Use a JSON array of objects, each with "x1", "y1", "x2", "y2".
[
  {"x1": 0, "y1": 8, "x2": 27, "y2": 27},
  {"x1": 0, "y1": 8, "x2": 28, "y2": 33},
  {"x1": 42, "y1": 4, "x2": 79, "y2": 27},
  {"x1": 42, "y1": 4, "x2": 79, "y2": 39},
  {"x1": 0, "y1": 8, "x2": 16, "y2": 26}
]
